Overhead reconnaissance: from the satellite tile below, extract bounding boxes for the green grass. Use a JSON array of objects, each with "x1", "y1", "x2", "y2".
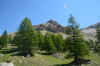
[
  {"x1": 0, "y1": 47, "x2": 100, "y2": 66},
  {"x1": 86, "y1": 52, "x2": 100, "y2": 62}
]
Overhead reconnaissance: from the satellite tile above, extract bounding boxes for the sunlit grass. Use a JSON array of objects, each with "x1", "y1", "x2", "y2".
[{"x1": 0, "y1": 47, "x2": 100, "y2": 66}]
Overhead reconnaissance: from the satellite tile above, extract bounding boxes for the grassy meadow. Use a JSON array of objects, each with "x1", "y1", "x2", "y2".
[{"x1": 0, "y1": 46, "x2": 100, "y2": 66}]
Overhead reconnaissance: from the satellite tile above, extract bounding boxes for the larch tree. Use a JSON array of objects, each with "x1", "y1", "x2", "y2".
[
  {"x1": 94, "y1": 26, "x2": 100, "y2": 54},
  {"x1": 0, "y1": 38, "x2": 2, "y2": 49},
  {"x1": 8, "y1": 34, "x2": 12, "y2": 44},
  {"x1": 44, "y1": 32, "x2": 57, "y2": 54},
  {"x1": 1, "y1": 30, "x2": 9, "y2": 48},
  {"x1": 55, "y1": 34, "x2": 63, "y2": 52},
  {"x1": 66, "y1": 14, "x2": 89, "y2": 62},
  {"x1": 37, "y1": 30, "x2": 44, "y2": 50},
  {"x1": 12, "y1": 17, "x2": 37, "y2": 56}
]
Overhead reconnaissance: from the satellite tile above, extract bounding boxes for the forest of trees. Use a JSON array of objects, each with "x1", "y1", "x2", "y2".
[{"x1": 0, "y1": 14, "x2": 100, "y2": 63}]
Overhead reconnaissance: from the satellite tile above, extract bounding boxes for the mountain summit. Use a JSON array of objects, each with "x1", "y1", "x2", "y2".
[{"x1": 34, "y1": 20, "x2": 67, "y2": 33}]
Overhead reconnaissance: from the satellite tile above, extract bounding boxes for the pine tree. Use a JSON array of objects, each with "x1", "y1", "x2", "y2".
[
  {"x1": 12, "y1": 17, "x2": 37, "y2": 56},
  {"x1": 66, "y1": 14, "x2": 89, "y2": 62},
  {"x1": 1, "y1": 30, "x2": 9, "y2": 48},
  {"x1": 37, "y1": 30, "x2": 44, "y2": 50},
  {"x1": 44, "y1": 32, "x2": 57, "y2": 54}
]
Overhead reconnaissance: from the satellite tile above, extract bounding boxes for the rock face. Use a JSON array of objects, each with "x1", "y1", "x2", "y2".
[
  {"x1": 81, "y1": 22, "x2": 100, "y2": 40},
  {"x1": 81, "y1": 28, "x2": 96, "y2": 40},
  {"x1": 34, "y1": 20, "x2": 67, "y2": 33}
]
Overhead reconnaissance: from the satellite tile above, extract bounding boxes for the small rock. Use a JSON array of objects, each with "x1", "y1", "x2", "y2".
[
  {"x1": 21, "y1": 56, "x2": 24, "y2": 59},
  {"x1": 27, "y1": 54, "x2": 30, "y2": 58},
  {"x1": 87, "y1": 61, "x2": 94, "y2": 64},
  {"x1": 0, "y1": 61, "x2": 14, "y2": 66},
  {"x1": 42, "y1": 60, "x2": 44, "y2": 62},
  {"x1": 19, "y1": 60, "x2": 22, "y2": 63}
]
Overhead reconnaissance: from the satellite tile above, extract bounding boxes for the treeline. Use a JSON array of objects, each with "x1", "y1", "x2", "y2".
[{"x1": 0, "y1": 14, "x2": 100, "y2": 62}]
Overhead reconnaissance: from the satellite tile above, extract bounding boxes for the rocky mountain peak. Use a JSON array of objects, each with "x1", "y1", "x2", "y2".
[
  {"x1": 47, "y1": 19, "x2": 59, "y2": 25},
  {"x1": 33, "y1": 19, "x2": 67, "y2": 33}
]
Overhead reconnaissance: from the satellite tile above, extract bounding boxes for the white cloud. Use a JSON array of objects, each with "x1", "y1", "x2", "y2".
[{"x1": 63, "y1": 4, "x2": 66, "y2": 8}]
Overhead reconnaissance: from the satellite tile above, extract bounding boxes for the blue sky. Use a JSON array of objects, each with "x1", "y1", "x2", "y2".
[{"x1": 0, "y1": 0, "x2": 100, "y2": 35}]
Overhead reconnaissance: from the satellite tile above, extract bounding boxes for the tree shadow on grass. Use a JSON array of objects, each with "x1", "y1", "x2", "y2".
[
  {"x1": 55, "y1": 58, "x2": 91, "y2": 66},
  {"x1": 38, "y1": 52, "x2": 50, "y2": 55},
  {"x1": 55, "y1": 61, "x2": 81, "y2": 66},
  {"x1": 11, "y1": 51, "x2": 26, "y2": 56},
  {"x1": 0, "y1": 48, "x2": 20, "y2": 54},
  {"x1": 36, "y1": 51, "x2": 51, "y2": 55}
]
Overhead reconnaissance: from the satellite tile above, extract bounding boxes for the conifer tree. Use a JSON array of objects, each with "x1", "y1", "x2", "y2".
[
  {"x1": 55, "y1": 34, "x2": 63, "y2": 52},
  {"x1": 51, "y1": 34, "x2": 56, "y2": 45},
  {"x1": 66, "y1": 14, "x2": 89, "y2": 62},
  {"x1": 94, "y1": 26, "x2": 100, "y2": 53},
  {"x1": 63, "y1": 38, "x2": 69, "y2": 52},
  {"x1": 1, "y1": 30, "x2": 9, "y2": 48},
  {"x1": 12, "y1": 17, "x2": 37, "y2": 56},
  {"x1": 37, "y1": 30, "x2": 44, "y2": 50},
  {"x1": 0, "y1": 38, "x2": 2, "y2": 49},
  {"x1": 8, "y1": 34, "x2": 12, "y2": 44},
  {"x1": 44, "y1": 32, "x2": 57, "y2": 54}
]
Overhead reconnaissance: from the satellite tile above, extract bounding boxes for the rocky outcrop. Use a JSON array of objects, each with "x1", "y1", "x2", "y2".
[{"x1": 0, "y1": 62, "x2": 14, "y2": 66}]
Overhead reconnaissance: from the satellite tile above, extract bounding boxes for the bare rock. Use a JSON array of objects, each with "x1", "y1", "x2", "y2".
[
  {"x1": 21, "y1": 56, "x2": 24, "y2": 59},
  {"x1": 27, "y1": 54, "x2": 30, "y2": 58},
  {"x1": 53, "y1": 53, "x2": 61, "y2": 58},
  {"x1": 0, "y1": 62, "x2": 14, "y2": 66},
  {"x1": 19, "y1": 60, "x2": 22, "y2": 63}
]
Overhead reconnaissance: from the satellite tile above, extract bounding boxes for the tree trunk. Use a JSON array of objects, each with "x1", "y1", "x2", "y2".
[{"x1": 75, "y1": 53, "x2": 78, "y2": 62}]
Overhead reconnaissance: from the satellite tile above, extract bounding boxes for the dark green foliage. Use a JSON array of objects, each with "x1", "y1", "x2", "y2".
[
  {"x1": 94, "y1": 40, "x2": 100, "y2": 53},
  {"x1": 51, "y1": 34, "x2": 56, "y2": 45},
  {"x1": 85, "y1": 39, "x2": 94, "y2": 49},
  {"x1": 44, "y1": 32, "x2": 57, "y2": 54},
  {"x1": 63, "y1": 38, "x2": 69, "y2": 52},
  {"x1": 85, "y1": 40, "x2": 90, "y2": 48},
  {"x1": 66, "y1": 14, "x2": 89, "y2": 61},
  {"x1": 94, "y1": 26, "x2": 100, "y2": 53},
  {"x1": 0, "y1": 38, "x2": 2, "y2": 49},
  {"x1": 12, "y1": 17, "x2": 37, "y2": 56},
  {"x1": 1, "y1": 30, "x2": 9, "y2": 48},
  {"x1": 11, "y1": 32, "x2": 22, "y2": 48},
  {"x1": 55, "y1": 34, "x2": 63, "y2": 52},
  {"x1": 89, "y1": 39, "x2": 94, "y2": 48},
  {"x1": 37, "y1": 30, "x2": 44, "y2": 50},
  {"x1": 51, "y1": 34, "x2": 64, "y2": 52},
  {"x1": 8, "y1": 34, "x2": 12, "y2": 44}
]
